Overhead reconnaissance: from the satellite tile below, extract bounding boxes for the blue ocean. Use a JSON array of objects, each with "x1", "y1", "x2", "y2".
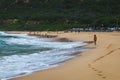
[{"x1": 0, "y1": 31, "x2": 87, "y2": 80}]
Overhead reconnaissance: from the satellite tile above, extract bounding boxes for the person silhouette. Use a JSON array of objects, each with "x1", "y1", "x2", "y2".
[{"x1": 94, "y1": 34, "x2": 97, "y2": 45}]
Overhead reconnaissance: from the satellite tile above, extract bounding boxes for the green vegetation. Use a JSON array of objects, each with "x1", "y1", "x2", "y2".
[{"x1": 0, "y1": 0, "x2": 120, "y2": 31}]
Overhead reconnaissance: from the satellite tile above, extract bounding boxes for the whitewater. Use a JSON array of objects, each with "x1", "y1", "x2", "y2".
[{"x1": 0, "y1": 31, "x2": 87, "y2": 80}]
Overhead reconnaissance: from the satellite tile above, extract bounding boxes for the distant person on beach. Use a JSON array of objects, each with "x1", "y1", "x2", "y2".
[{"x1": 94, "y1": 34, "x2": 97, "y2": 45}]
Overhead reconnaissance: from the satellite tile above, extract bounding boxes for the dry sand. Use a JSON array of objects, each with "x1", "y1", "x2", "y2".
[{"x1": 10, "y1": 31, "x2": 120, "y2": 80}]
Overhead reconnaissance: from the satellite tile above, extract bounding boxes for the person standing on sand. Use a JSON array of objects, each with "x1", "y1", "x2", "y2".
[{"x1": 94, "y1": 34, "x2": 97, "y2": 45}]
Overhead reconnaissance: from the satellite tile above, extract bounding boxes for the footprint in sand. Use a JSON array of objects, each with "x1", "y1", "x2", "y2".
[
  {"x1": 88, "y1": 64, "x2": 107, "y2": 79},
  {"x1": 102, "y1": 76, "x2": 106, "y2": 79},
  {"x1": 88, "y1": 48, "x2": 120, "y2": 79},
  {"x1": 97, "y1": 73, "x2": 102, "y2": 76},
  {"x1": 90, "y1": 66, "x2": 97, "y2": 71},
  {"x1": 88, "y1": 64, "x2": 97, "y2": 71},
  {"x1": 97, "y1": 72, "x2": 106, "y2": 79}
]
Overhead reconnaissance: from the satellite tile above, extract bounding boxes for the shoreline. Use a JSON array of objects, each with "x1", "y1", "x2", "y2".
[
  {"x1": 8, "y1": 31, "x2": 120, "y2": 80},
  {"x1": 2, "y1": 31, "x2": 90, "y2": 80},
  {"x1": 6, "y1": 31, "x2": 93, "y2": 80}
]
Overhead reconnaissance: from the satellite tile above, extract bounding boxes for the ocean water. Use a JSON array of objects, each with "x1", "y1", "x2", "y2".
[{"x1": 0, "y1": 31, "x2": 87, "y2": 80}]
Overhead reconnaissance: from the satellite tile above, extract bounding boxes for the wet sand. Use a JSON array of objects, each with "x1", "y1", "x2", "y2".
[{"x1": 10, "y1": 31, "x2": 120, "y2": 80}]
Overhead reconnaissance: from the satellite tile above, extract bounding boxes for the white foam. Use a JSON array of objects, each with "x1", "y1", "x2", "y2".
[
  {"x1": 0, "y1": 31, "x2": 87, "y2": 48},
  {"x1": 5, "y1": 36, "x2": 86, "y2": 48},
  {"x1": 0, "y1": 47, "x2": 87, "y2": 79},
  {"x1": 0, "y1": 31, "x2": 88, "y2": 80}
]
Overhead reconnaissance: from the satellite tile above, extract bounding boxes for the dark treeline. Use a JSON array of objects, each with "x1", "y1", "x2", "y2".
[{"x1": 0, "y1": 0, "x2": 120, "y2": 31}]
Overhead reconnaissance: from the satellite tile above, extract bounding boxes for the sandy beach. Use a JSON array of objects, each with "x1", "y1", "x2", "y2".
[{"x1": 10, "y1": 31, "x2": 120, "y2": 80}]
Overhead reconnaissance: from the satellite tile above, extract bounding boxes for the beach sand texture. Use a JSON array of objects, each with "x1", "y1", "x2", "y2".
[{"x1": 11, "y1": 32, "x2": 120, "y2": 80}]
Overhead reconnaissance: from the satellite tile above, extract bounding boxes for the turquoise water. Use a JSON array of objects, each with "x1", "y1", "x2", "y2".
[{"x1": 0, "y1": 32, "x2": 87, "y2": 80}]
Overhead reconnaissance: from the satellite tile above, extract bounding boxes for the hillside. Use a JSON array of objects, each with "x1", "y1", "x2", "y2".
[{"x1": 0, "y1": 0, "x2": 120, "y2": 31}]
